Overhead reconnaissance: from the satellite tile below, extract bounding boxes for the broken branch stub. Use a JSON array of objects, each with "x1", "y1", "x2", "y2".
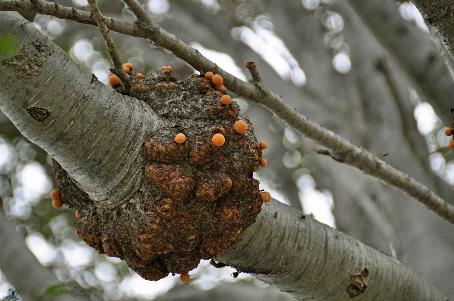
[{"x1": 54, "y1": 69, "x2": 264, "y2": 280}]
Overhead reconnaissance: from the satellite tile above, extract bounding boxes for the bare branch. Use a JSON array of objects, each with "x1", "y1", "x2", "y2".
[
  {"x1": 2, "y1": 0, "x2": 453, "y2": 223},
  {"x1": 87, "y1": 0, "x2": 130, "y2": 90}
]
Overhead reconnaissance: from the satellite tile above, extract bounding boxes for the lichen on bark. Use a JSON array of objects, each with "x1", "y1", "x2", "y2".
[{"x1": 54, "y1": 69, "x2": 264, "y2": 280}]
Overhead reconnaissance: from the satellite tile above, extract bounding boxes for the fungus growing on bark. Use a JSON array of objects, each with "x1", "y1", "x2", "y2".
[
  {"x1": 205, "y1": 71, "x2": 214, "y2": 79},
  {"x1": 55, "y1": 69, "x2": 262, "y2": 282},
  {"x1": 259, "y1": 158, "x2": 268, "y2": 167},
  {"x1": 160, "y1": 65, "x2": 172, "y2": 75},
  {"x1": 180, "y1": 273, "x2": 190, "y2": 284},
  {"x1": 212, "y1": 133, "x2": 226, "y2": 147},
  {"x1": 233, "y1": 120, "x2": 248, "y2": 135},
  {"x1": 445, "y1": 128, "x2": 452, "y2": 136},
  {"x1": 216, "y1": 84, "x2": 226, "y2": 93},
  {"x1": 260, "y1": 191, "x2": 271, "y2": 203},
  {"x1": 211, "y1": 74, "x2": 223, "y2": 86},
  {"x1": 450, "y1": 140, "x2": 454, "y2": 149},
  {"x1": 259, "y1": 140, "x2": 268, "y2": 150},
  {"x1": 50, "y1": 189, "x2": 62, "y2": 208},
  {"x1": 122, "y1": 63, "x2": 133, "y2": 74},
  {"x1": 75, "y1": 209, "x2": 81, "y2": 218},
  {"x1": 136, "y1": 72, "x2": 144, "y2": 79},
  {"x1": 220, "y1": 95, "x2": 231, "y2": 106},
  {"x1": 108, "y1": 74, "x2": 121, "y2": 87},
  {"x1": 175, "y1": 133, "x2": 186, "y2": 144}
]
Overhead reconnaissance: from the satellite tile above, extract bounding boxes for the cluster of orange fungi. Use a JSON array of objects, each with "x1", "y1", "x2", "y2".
[
  {"x1": 55, "y1": 64, "x2": 274, "y2": 284},
  {"x1": 445, "y1": 127, "x2": 454, "y2": 148},
  {"x1": 108, "y1": 63, "x2": 144, "y2": 87}
]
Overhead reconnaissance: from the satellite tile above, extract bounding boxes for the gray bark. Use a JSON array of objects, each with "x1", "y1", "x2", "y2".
[
  {"x1": 0, "y1": 12, "x2": 161, "y2": 206},
  {"x1": 218, "y1": 200, "x2": 446, "y2": 300}
]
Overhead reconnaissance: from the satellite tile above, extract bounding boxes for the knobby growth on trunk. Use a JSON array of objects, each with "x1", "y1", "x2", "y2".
[{"x1": 56, "y1": 68, "x2": 264, "y2": 280}]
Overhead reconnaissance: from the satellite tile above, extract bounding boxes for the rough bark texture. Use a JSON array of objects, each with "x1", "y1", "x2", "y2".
[
  {"x1": 218, "y1": 201, "x2": 447, "y2": 301},
  {"x1": 412, "y1": 0, "x2": 454, "y2": 59},
  {"x1": 56, "y1": 70, "x2": 263, "y2": 281}
]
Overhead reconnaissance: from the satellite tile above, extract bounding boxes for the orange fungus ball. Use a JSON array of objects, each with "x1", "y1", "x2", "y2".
[
  {"x1": 180, "y1": 273, "x2": 190, "y2": 284},
  {"x1": 217, "y1": 85, "x2": 226, "y2": 93},
  {"x1": 122, "y1": 63, "x2": 133, "y2": 74},
  {"x1": 259, "y1": 140, "x2": 268, "y2": 150},
  {"x1": 161, "y1": 65, "x2": 172, "y2": 74},
  {"x1": 50, "y1": 189, "x2": 62, "y2": 209},
  {"x1": 220, "y1": 95, "x2": 231, "y2": 106},
  {"x1": 259, "y1": 158, "x2": 268, "y2": 167},
  {"x1": 75, "y1": 210, "x2": 81, "y2": 218},
  {"x1": 445, "y1": 128, "x2": 453, "y2": 136},
  {"x1": 212, "y1": 133, "x2": 225, "y2": 147},
  {"x1": 108, "y1": 74, "x2": 121, "y2": 87},
  {"x1": 450, "y1": 139, "x2": 454, "y2": 149},
  {"x1": 260, "y1": 191, "x2": 271, "y2": 203},
  {"x1": 212, "y1": 74, "x2": 223, "y2": 86},
  {"x1": 175, "y1": 133, "x2": 186, "y2": 144},
  {"x1": 205, "y1": 71, "x2": 214, "y2": 79},
  {"x1": 136, "y1": 72, "x2": 144, "y2": 79},
  {"x1": 233, "y1": 120, "x2": 248, "y2": 135}
]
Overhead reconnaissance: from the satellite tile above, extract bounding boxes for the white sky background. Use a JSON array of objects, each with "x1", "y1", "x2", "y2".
[{"x1": 1, "y1": 0, "x2": 453, "y2": 299}]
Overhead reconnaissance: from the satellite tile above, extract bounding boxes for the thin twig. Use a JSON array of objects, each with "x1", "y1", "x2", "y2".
[
  {"x1": 1, "y1": 0, "x2": 454, "y2": 223},
  {"x1": 87, "y1": 0, "x2": 130, "y2": 91},
  {"x1": 245, "y1": 61, "x2": 262, "y2": 83}
]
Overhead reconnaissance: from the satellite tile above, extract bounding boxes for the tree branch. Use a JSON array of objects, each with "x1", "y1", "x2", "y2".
[
  {"x1": 1, "y1": 0, "x2": 453, "y2": 223},
  {"x1": 346, "y1": 0, "x2": 454, "y2": 126},
  {"x1": 0, "y1": 12, "x2": 161, "y2": 206},
  {"x1": 87, "y1": 0, "x2": 130, "y2": 90},
  {"x1": 217, "y1": 200, "x2": 447, "y2": 300}
]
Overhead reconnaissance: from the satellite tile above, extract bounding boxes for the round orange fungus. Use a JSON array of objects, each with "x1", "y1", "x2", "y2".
[
  {"x1": 450, "y1": 139, "x2": 454, "y2": 149},
  {"x1": 217, "y1": 85, "x2": 226, "y2": 93},
  {"x1": 205, "y1": 71, "x2": 214, "y2": 79},
  {"x1": 136, "y1": 72, "x2": 144, "y2": 79},
  {"x1": 212, "y1": 133, "x2": 225, "y2": 147},
  {"x1": 161, "y1": 65, "x2": 172, "y2": 74},
  {"x1": 175, "y1": 133, "x2": 186, "y2": 144},
  {"x1": 259, "y1": 158, "x2": 268, "y2": 167},
  {"x1": 233, "y1": 120, "x2": 248, "y2": 135},
  {"x1": 220, "y1": 95, "x2": 231, "y2": 106},
  {"x1": 260, "y1": 191, "x2": 271, "y2": 203},
  {"x1": 259, "y1": 140, "x2": 268, "y2": 150},
  {"x1": 50, "y1": 189, "x2": 62, "y2": 209},
  {"x1": 212, "y1": 74, "x2": 223, "y2": 86},
  {"x1": 445, "y1": 128, "x2": 453, "y2": 136},
  {"x1": 75, "y1": 210, "x2": 81, "y2": 218},
  {"x1": 108, "y1": 74, "x2": 121, "y2": 87},
  {"x1": 122, "y1": 63, "x2": 133, "y2": 74},
  {"x1": 180, "y1": 273, "x2": 190, "y2": 284}
]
